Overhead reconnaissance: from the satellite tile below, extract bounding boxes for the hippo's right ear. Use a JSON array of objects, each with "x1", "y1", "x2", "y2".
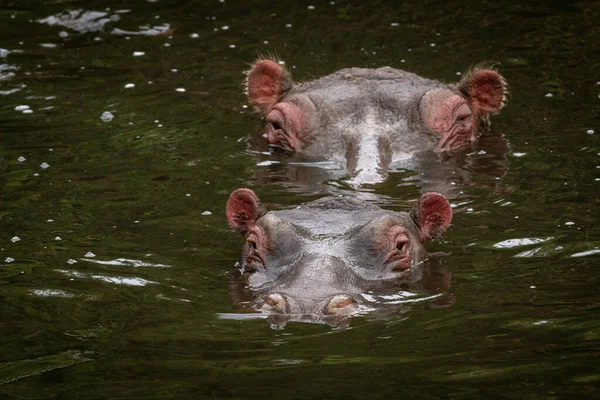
[
  {"x1": 246, "y1": 59, "x2": 293, "y2": 115},
  {"x1": 226, "y1": 188, "x2": 266, "y2": 235},
  {"x1": 411, "y1": 192, "x2": 452, "y2": 242}
]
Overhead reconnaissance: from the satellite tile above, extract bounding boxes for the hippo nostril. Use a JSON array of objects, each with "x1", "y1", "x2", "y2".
[
  {"x1": 326, "y1": 295, "x2": 358, "y2": 316},
  {"x1": 261, "y1": 293, "x2": 288, "y2": 314}
]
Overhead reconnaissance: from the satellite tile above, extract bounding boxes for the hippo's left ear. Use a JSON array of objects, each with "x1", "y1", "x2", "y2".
[
  {"x1": 246, "y1": 59, "x2": 293, "y2": 115},
  {"x1": 226, "y1": 188, "x2": 266, "y2": 236},
  {"x1": 411, "y1": 192, "x2": 452, "y2": 242},
  {"x1": 458, "y1": 68, "x2": 507, "y2": 115}
]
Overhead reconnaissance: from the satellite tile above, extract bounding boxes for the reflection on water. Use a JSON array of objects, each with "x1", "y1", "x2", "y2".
[{"x1": 249, "y1": 129, "x2": 512, "y2": 200}]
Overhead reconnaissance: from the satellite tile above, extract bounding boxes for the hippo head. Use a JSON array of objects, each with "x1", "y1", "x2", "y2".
[
  {"x1": 226, "y1": 188, "x2": 452, "y2": 326},
  {"x1": 246, "y1": 59, "x2": 507, "y2": 185}
]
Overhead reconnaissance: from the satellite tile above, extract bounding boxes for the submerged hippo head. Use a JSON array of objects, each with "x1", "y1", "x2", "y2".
[
  {"x1": 226, "y1": 188, "x2": 452, "y2": 326},
  {"x1": 246, "y1": 59, "x2": 507, "y2": 185}
]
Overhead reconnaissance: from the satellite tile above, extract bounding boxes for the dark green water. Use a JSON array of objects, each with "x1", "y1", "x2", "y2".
[{"x1": 1, "y1": 1, "x2": 599, "y2": 398}]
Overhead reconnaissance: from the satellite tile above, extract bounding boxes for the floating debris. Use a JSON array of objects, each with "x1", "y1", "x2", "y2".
[
  {"x1": 112, "y1": 23, "x2": 170, "y2": 36},
  {"x1": 40, "y1": 162, "x2": 50, "y2": 169},
  {"x1": 67, "y1": 259, "x2": 78, "y2": 265},
  {"x1": 11, "y1": 236, "x2": 21, "y2": 243},
  {"x1": 100, "y1": 111, "x2": 113, "y2": 122},
  {"x1": 493, "y1": 237, "x2": 553, "y2": 249},
  {"x1": 84, "y1": 252, "x2": 96, "y2": 258},
  {"x1": 38, "y1": 10, "x2": 115, "y2": 33},
  {"x1": 17, "y1": 156, "x2": 26, "y2": 162},
  {"x1": 202, "y1": 211, "x2": 212, "y2": 216}
]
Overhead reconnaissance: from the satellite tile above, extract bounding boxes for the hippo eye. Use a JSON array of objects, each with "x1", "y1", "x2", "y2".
[
  {"x1": 396, "y1": 241, "x2": 407, "y2": 252},
  {"x1": 271, "y1": 122, "x2": 282, "y2": 131},
  {"x1": 247, "y1": 232, "x2": 258, "y2": 249}
]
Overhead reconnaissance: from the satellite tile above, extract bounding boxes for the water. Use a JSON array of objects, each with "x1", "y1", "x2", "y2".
[{"x1": 1, "y1": 1, "x2": 599, "y2": 398}]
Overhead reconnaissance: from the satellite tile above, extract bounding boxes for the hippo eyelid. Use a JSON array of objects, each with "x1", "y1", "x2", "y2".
[{"x1": 266, "y1": 108, "x2": 286, "y2": 128}]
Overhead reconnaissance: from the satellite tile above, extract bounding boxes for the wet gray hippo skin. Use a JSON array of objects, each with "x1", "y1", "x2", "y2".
[
  {"x1": 246, "y1": 59, "x2": 507, "y2": 185},
  {"x1": 226, "y1": 188, "x2": 452, "y2": 326}
]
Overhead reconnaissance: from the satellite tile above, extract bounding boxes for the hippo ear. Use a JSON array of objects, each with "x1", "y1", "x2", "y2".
[
  {"x1": 246, "y1": 59, "x2": 293, "y2": 115},
  {"x1": 411, "y1": 192, "x2": 452, "y2": 242},
  {"x1": 458, "y1": 68, "x2": 507, "y2": 114},
  {"x1": 226, "y1": 188, "x2": 266, "y2": 235}
]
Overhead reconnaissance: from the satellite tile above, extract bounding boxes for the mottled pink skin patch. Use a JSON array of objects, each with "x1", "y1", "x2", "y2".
[
  {"x1": 468, "y1": 70, "x2": 505, "y2": 113},
  {"x1": 414, "y1": 192, "x2": 452, "y2": 241},
  {"x1": 266, "y1": 102, "x2": 305, "y2": 152},
  {"x1": 226, "y1": 188, "x2": 263, "y2": 235},
  {"x1": 246, "y1": 60, "x2": 292, "y2": 114},
  {"x1": 421, "y1": 90, "x2": 476, "y2": 152}
]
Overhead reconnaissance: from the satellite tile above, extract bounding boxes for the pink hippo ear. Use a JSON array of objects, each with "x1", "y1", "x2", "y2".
[
  {"x1": 226, "y1": 188, "x2": 266, "y2": 235},
  {"x1": 246, "y1": 59, "x2": 293, "y2": 115},
  {"x1": 458, "y1": 68, "x2": 507, "y2": 115},
  {"x1": 411, "y1": 192, "x2": 452, "y2": 242}
]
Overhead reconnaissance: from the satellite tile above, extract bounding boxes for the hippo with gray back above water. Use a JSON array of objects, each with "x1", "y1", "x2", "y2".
[
  {"x1": 226, "y1": 188, "x2": 452, "y2": 325},
  {"x1": 246, "y1": 59, "x2": 507, "y2": 185}
]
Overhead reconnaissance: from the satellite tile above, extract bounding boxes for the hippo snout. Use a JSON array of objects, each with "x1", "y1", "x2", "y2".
[{"x1": 259, "y1": 292, "x2": 359, "y2": 318}]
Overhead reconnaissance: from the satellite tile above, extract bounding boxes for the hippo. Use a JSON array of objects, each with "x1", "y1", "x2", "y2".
[
  {"x1": 246, "y1": 59, "x2": 507, "y2": 186},
  {"x1": 226, "y1": 188, "x2": 452, "y2": 326}
]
